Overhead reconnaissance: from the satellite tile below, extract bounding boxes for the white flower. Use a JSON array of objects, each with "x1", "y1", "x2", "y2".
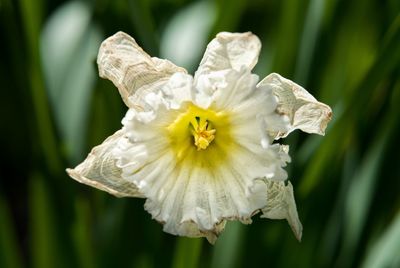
[{"x1": 66, "y1": 31, "x2": 332, "y2": 243}]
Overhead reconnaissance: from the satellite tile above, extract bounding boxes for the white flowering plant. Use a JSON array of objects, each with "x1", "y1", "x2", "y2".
[{"x1": 67, "y1": 31, "x2": 332, "y2": 244}]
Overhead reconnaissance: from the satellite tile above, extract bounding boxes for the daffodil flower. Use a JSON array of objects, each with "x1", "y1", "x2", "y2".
[{"x1": 67, "y1": 32, "x2": 332, "y2": 243}]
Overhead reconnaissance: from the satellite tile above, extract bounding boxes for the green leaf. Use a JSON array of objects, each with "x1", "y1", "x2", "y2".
[
  {"x1": 0, "y1": 195, "x2": 23, "y2": 268},
  {"x1": 361, "y1": 210, "x2": 400, "y2": 268},
  {"x1": 128, "y1": 0, "x2": 158, "y2": 55},
  {"x1": 160, "y1": 0, "x2": 216, "y2": 72},
  {"x1": 40, "y1": 1, "x2": 102, "y2": 163},
  {"x1": 337, "y1": 78, "x2": 400, "y2": 267},
  {"x1": 294, "y1": 0, "x2": 325, "y2": 84},
  {"x1": 337, "y1": 134, "x2": 386, "y2": 267},
  {"x1": 211, "y1": 222, "x2": 244, "y2": 268},
  {"x1": 171, "y1": 237, "x2": 203, "y2": 268},
  {"x1": 19, "y1": 0, "x2": 62, "y2": 174},
  {"x1": 271, "y1": 0, "x2": 307, "y2": 76},
  {"x1": 72, "y1": 196, "x2": 96, "y2": 268},
  {"x1": 213, "y1": 0, "x2": 247, "y2": 33},
  {"x1": 30, "y1": 174, "x2": 65, "y2": 268}
]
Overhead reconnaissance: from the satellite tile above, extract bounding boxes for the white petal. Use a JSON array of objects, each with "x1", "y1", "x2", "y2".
[
  {"x1": 115, "y1": 98, "x2": 280, "y2": 242},
  {"x1": 209, "y1": 68, "x2": 260, "y2": 110},
  {"x1": 97, "y1": 31, "x2": 186, "y2": 108},
  {"x1": 195, "y1": 32, "x2": 261, "y2": 79},
  {"x1": 193, "y1": 32, "x2": 261, "y2": 107},
  {"x1": 119, "y1": 143, "x2": 264, "y2": 240},
  {"x1": 258, "y1": 73, "x2": 332, "y2": 139},
  {"x1": 66, "y1": 130, "x2": 143, "y2": 198},
  {"x1": 66, "y1": 31, "x2": 333, "y2": 243},
  {"x1": 161, "y1": 73, "x2": 194, "y2": 109},
  {"x1": 261, "y1": 180, "x2": 303, "y2": 241}
]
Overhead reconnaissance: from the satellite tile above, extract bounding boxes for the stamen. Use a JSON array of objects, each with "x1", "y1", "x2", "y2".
[{"x1": 190, "y1": 117, "x2": 216, "y2": 150}]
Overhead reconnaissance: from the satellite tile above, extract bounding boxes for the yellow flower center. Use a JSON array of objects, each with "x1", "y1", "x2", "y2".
[
  {"x1": 167, "y1": 104, "x2": 232, "y2": 163},
  {"x1": 190, "y1": 117, "x2": 216, "y2": 150}
]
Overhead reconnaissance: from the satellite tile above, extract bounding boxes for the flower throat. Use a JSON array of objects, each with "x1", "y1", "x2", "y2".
[{"x1": 167, "y1": 104, "x2": 231, "y2": 157}]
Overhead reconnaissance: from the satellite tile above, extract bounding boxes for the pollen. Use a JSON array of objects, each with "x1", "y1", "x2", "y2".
[{"x1": 190, "y1": 117, "x2": 216, "y2": 150}]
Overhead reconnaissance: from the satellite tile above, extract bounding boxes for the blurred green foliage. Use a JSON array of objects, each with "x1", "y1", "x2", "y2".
[{"x1": 1, "y1": 0, "x2": 400, "y2": 267}]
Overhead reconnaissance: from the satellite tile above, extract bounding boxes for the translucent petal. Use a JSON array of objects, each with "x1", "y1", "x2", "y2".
[
  {"x1": 97, "y1": 31, "x2": 186, "y2": 108},
  {"x1": 195, "y1": 32, "x2": 261, "y2": 79},
  {"x1": 261, "y1": 180, "x2": 303, "y2": 241},
  {"x1": 66, "y1": 130, "x2": 143, "y2": 198},
  {"x1": 258, "y1": 73, "x2": 332, "y2": 139}
]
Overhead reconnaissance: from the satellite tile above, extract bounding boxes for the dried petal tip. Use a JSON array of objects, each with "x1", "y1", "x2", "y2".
[
  {"x1": 258, "y1": 73, "x2": 332, "y2": 139},
  {"x1": 261, "y1": 180, "x2": 303, "y2": 241},
  {"x1": 196, "y1": 31, "x2": 261, "y2": 77},
  {"x1": 66, "y1": 130, "x2": 143, "y2": 198},
  {"x1": 97, "y1": 31, "x2": 186, "y2": 108}
]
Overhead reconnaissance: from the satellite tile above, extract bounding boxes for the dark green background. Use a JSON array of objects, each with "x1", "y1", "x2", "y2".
[{"x1": 1, "y1": 0, "x2": 400, "y2": 267}]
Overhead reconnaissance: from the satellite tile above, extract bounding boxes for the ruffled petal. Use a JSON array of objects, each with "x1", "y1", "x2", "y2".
[
  {"x1": 261, "y1": 180, "x2": 302, "y2": 241},
  {"x1": 258, "y1": 73, "x2": 332, "y2": 139},
  {"x1": 195, "y1": 32, "x2": 261, "y2": 79},
  {"x1": 126, "y1": 149, "x2": 270, "y2": 243},
  {"x1": 116, "y1": 125, "x2": 266, "y2": 241},
  {"x1": 66, "y1": 31, "x2": 332, "y2": 243},
  {"x1": 113, "y1": 67, "x2": 293, "y2": 243},
  {"x1": 66, "y1": 130, "x2": 143, "y2": 198},
  {"x1": 97, "y1": 31, "x2": 186, "y2": 108}
]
